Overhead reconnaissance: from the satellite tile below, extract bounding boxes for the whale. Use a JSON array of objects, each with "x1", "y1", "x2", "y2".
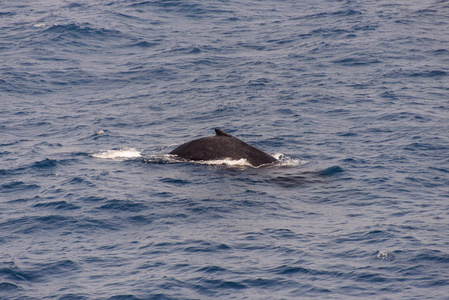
[{"x1": 169, "y1": 129, "x2": 278, "y2": 167}]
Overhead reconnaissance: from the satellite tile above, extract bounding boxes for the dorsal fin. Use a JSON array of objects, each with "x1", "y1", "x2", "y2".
[{"x1": 215, "y1": 128, "x2": 232, "y2": 137}]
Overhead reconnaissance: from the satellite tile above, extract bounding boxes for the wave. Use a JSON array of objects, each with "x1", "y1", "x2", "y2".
[
  {"x1": 1, "y1": 181, "x2": 40, "y2": 193},
  {"x1": 43, "y1": 23, "x2": 122, "y2": 41}
]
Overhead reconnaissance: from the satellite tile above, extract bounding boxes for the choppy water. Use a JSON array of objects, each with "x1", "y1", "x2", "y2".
[{"x1": 1, "y1": 0, "x2": 449, "y2": 299}]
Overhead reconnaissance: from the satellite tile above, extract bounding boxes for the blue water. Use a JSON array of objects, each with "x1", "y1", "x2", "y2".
[{"x1": 1, "y1": 0, "x2": 449, "y2": 299}]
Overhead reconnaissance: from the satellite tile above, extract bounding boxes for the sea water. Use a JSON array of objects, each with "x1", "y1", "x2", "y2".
[{"x1": 1, "y1": 0, "x2": 449, "y2": 299}]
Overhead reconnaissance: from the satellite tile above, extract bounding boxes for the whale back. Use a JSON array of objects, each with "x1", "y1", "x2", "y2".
[{"x1": 169, "y1": 129, "x2": 277, "y2": 167}]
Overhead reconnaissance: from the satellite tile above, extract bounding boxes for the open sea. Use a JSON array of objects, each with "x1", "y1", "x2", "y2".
[{"x1": 1, "y1": 0, "x2": 449, "y2": 299}]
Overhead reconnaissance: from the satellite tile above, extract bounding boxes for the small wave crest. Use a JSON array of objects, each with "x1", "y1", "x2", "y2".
[
  {"x1": 92, "y1": 148, "x2": 141, "y2": 160},
  {"x1": 376, "y1": 250, "x2": 395, "y2": 261},
  {"x1": 33, "y1": 23, "x2": 47, "y2": 28}
]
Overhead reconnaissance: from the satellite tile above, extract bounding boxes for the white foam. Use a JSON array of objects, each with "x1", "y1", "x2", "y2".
[
  {"x1": 195, "y1": 154, "x2": 304, "y2": 168},
  {"x1": 140, "y1": 155, "x2": 252, "y2": 167},
  {"x1": 198, "y1": 158, "x2": 253, "y2": 168},
  {"x1": 274, "y1": 153, "x2": 308, "y2": 167},
  {"x1": 142, "y1": 154, "x2": 180, "y2": 164},
  {"x1": 376, "y1": 250, "x2": 394, "y2": 260},
  {"x1": 142, "y1": 153, "x2": 306, "y2": 168},
  {"x1": 92, "y1": 148, "x2": 141, "y2": 160}
]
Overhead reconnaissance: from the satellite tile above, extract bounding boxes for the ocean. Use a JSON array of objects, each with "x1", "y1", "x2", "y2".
[{"x1": 1, "y1": 0, "x2": 449, "y2": 299}]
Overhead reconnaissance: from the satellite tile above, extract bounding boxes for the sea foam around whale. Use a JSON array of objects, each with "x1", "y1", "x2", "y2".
[
  {"x1": 92, "y1": 148, "x2": 142, "y2": 160},
  {"x1": 94, "y1": 148, "x2": 305, "y2": 168}
]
